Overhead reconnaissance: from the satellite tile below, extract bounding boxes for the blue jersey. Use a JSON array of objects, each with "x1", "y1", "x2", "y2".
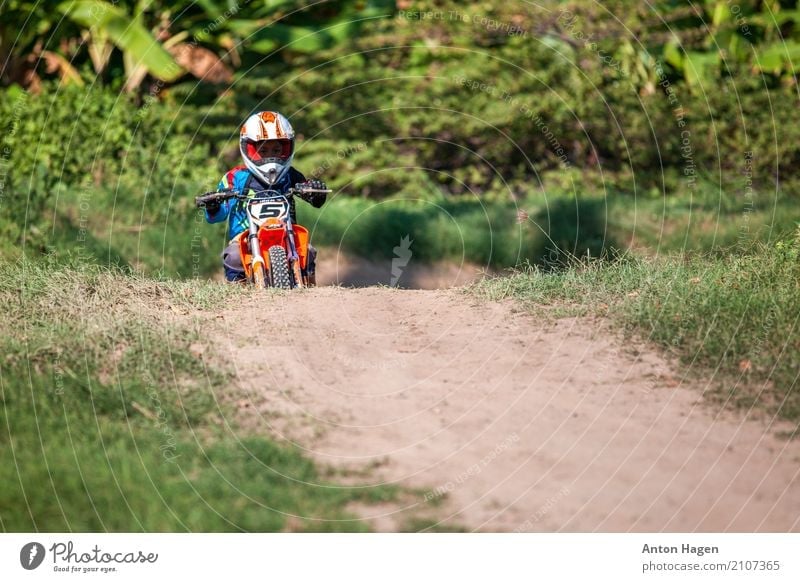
[{"x1": 205, "y1": 166, "x2": 309, "y2": 240}]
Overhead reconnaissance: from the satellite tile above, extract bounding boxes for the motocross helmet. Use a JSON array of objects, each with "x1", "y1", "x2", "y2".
[{"x1": 239, "y1": 111, "x2": 295, "y2": 185}]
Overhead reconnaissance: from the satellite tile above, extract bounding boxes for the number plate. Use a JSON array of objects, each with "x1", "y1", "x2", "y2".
[{"x1": 247, "y1": 198, "x2": 288, "y2": 226}]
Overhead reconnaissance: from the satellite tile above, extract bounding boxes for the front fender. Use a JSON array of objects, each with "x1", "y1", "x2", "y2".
[{"x1": 257, "y1": 224, "x2": 310, "y2": 269}]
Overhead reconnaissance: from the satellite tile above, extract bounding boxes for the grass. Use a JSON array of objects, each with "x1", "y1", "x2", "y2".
[
  {"x1": 403, "y1": 518, "x2": 469, "y2": 533},
  {"x1": 470, "y1": 232, "x2": 800, "y2": 433},
  {"x1": 0, "y1": 183, "x2": 228, "y2": 278},
  {"x1": 13, "y1": 186, "x2": 603, "y2": 273},
  {"x1": 301, "y1": 194, "x2": 542, "y2": 268},
  {"x1": 606, "y1": 191, "x2": 800, "y2": 255},
  {"x1": 0, "y1": 258, "x2": 399, "y2": 531},
  {"x1": 299, "y1": 187, "x2": 800, "y2": 270},
  {"x1": 5, "y1": 175, "x2": 798, "y2": 279}
]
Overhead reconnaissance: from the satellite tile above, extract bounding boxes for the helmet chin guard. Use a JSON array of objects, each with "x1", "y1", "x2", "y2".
[{"x1": 263, "y1": 166, "x2": 279, "y2": 185}]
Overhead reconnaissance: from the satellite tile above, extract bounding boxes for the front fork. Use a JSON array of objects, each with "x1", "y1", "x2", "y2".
[
  {"x1": 248, "y1": 221, "x2": 268, "y2": 286},
  {"x1": 284, "y1": 218, "x2": 305, "y2": 288}
]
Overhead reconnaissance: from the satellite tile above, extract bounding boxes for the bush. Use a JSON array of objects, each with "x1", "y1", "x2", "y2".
[{"x1": 0, "y1": 82, "x2": 223, "y2": 252}]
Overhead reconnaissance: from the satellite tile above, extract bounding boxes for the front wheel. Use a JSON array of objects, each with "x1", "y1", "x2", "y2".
[{"x1": 268, "y1": 245, "x2": 292, "y2": 289}]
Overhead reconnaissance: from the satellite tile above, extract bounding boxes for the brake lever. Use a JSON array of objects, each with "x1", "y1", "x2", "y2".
[{"x1": 292, "y1": 188, "x2": 333, "y2": 194}]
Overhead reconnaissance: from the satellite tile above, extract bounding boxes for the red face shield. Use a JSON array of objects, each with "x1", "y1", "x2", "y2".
[{"x1": 245, "y1": 139, "x2": 293, "y2": 164}]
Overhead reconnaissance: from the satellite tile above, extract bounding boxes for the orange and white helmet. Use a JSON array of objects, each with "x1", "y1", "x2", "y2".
[{"x1": 239, "y1": 111, "x2": 295, "y2": 185}]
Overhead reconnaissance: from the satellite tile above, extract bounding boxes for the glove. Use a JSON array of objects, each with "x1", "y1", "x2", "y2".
[
  {"x1": 204, "y1": 199, "x2": 221, "y2": 214},
  {"x1": 298, "y1": 180, "x2": 328, "y2": 208}
]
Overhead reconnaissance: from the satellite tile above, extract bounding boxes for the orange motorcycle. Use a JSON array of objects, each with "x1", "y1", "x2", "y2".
[{"x1": 195, "y1": 185, "x2": 330, "y2": 288}]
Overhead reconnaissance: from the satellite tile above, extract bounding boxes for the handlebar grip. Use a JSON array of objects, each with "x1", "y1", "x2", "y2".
[
  {"x1": 195, "y1": 195, "x2": 217, "y2": 208},
  {"x1": 195, "y1": 189, "x2": 237, "y2": 208}
]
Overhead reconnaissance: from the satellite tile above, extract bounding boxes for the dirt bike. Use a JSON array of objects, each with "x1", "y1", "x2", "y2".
[{"x1": 195, "y1": 185, "x2": 331, "y2": 289}]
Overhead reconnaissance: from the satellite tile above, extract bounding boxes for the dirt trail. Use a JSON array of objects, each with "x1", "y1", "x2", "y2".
[
  {"x1": 218, "y1": 286, "x2": 800, "y2": 532},
  {"x1": 313, "y1": 246, "x2": 488, "y2": 289}
]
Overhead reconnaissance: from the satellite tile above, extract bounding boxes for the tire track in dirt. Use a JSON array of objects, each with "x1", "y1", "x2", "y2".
[{"x1": 216, "y1": 286, "x2": 800, "y2": 532}]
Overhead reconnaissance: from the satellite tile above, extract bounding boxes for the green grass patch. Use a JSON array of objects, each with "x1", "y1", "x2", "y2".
[
  {"x1": 470, "y1": 233, "x2": 800, "y2": 432},
  {"x1": 298, "y1": 193, "x2": 616, "y2": 269},
  {"x1": 42, "y1": 184, "x2": 228, "y2": 278},
  {"x1": 403, "y1": 518, "x2": 469, "y2": 533},
  {"x1": 6, "y1": 168, "x2": 798, "y2": 282},
  {"x1": 298, "y1": 186, "x2": 800, "y2": 270},
  {"x1": 605, "y1": 189, "x2": 800, "y2": 255},
  {"x1": 0, "y1": 258, "x2": 399, "y2": 531}
]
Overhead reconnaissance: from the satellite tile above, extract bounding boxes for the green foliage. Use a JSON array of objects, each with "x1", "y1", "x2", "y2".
[
  {"x1": 0, "y1": 82, "x2": 223, "y2": 260},
  {"x1": 2, "y1": 0, "x2": 397, "y2": 90},
  {"x1": 227, "y1": 0, "x2": 396, "y2": 55},
  {"x1": 0, "y1": 1, "x2": 74, "y2": 86},
  {"x1": 59, "y1": 0, "x2": 183, "y2": 85},
  {"x1": 223, "y1": 0, "x2": 800, "y2": 199},
  {"x1": 3, "y1": 0, "x2": 800, "y2": 273},
  {"x1": 0, "y1": 84, "x2": 133, "y2": 192}
]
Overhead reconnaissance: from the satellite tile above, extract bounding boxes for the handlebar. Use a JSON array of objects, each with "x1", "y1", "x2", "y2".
[
  {"x1": 291, "y1": 187, "x2": 333, "y2": 195},
  {"x1": 195, "y1": 186, "x2": 332, "y2": 208},
  {"x1": 194, "y1": 189, "x2": 239, "y2": 208}
]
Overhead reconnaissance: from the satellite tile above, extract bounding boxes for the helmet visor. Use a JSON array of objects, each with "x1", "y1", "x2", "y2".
[{"x1": 245, "y1": 139, "x2": 293, "y2": 165}]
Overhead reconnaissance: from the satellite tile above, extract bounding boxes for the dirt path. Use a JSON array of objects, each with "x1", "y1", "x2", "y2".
[
  {"x1": 313, "y1": 246, "x2": 488, "y2": 289},
  {"x1": 216, "y1": 286, "x2": 800, "y2": 532}
]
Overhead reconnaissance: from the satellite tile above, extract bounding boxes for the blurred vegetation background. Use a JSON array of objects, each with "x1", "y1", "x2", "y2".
[
  {"x1": 3, "y1": 1, "x2": 800, "y2": 531},
  {"x1": 1, "y1": 0, "x2": 799, "y2": 273}
]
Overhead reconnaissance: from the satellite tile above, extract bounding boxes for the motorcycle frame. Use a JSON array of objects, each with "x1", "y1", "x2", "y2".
[{"x1": 243, "y1": 191, "x2": 305, "y2": 288}]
